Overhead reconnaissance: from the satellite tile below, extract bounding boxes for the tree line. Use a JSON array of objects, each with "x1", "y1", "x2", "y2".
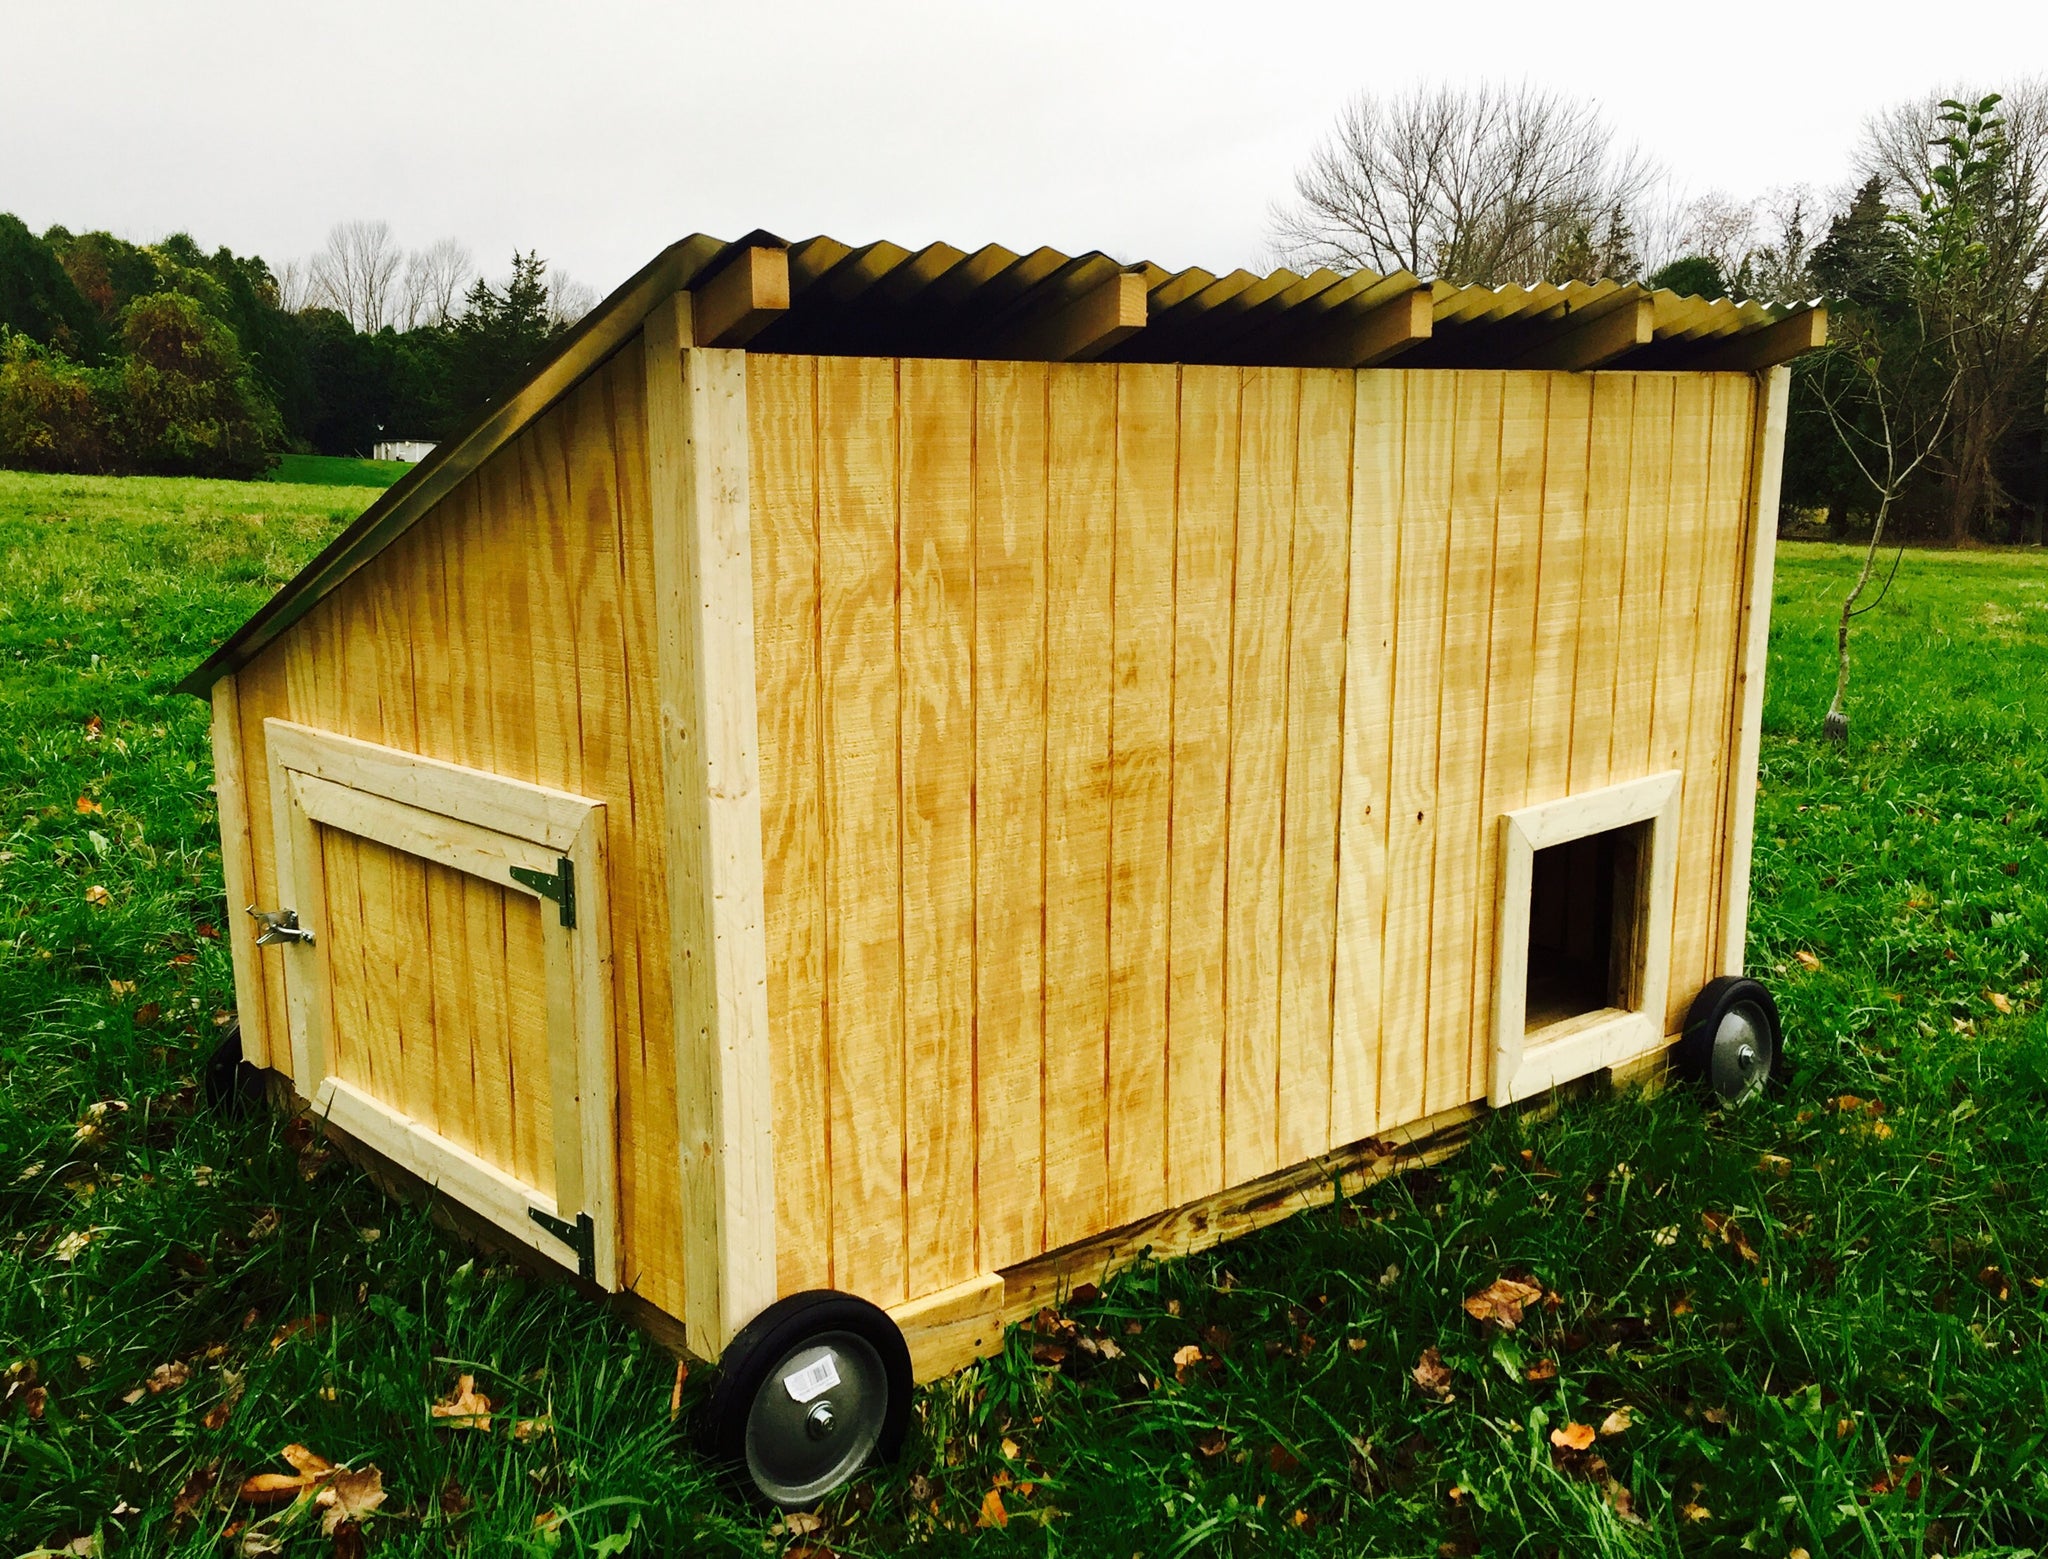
[
  {"x1": 1274, "y1": 79, "x2": 2048, "y2": 544},
  {"x1": 0, "y1": 217, "x2": 590, "y2": 479}
]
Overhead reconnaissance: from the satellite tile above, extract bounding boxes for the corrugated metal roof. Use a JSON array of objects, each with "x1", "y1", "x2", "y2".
[{"x1": 178, "y1": 229, "x2": 1821, "y2": 694}]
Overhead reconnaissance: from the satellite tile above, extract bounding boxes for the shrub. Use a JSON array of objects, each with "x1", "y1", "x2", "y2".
[
  {"x1": 0, "y1": 333, "x2": 116, "y2": 472},
  {"x1": 112, "y1": 291, "x2": 280, "y2": 477}
]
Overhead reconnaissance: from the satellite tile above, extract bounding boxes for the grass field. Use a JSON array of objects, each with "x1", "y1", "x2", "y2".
[
  {"x1": 5, "y1": 462, "x2": 2048, "y2": 1557},
  {"x1": 265, "y1": 454, "x2": 411, "y2": 489}
]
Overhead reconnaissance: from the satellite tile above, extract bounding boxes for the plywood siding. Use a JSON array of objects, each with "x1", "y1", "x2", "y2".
[
  {"x1": 749, "y1": 360, "x2": 1760, "y2": 1307},
  {"x1": 221, "y1": 340, "x2": 683, "y2": 1317}
]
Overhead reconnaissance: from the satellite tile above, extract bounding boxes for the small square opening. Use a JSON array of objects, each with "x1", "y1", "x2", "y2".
[{"x1": 1524, "y1": 821, "x2": 1650, "y2": 1033}]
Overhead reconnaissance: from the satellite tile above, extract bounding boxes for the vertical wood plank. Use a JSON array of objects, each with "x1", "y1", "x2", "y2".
[
  {"x1": 1466, "y1": 374, "x2": 1549, "y2": 1099},
  {"x1": 1611, "y1": 376, "x2": 1676, "y2": 777},
  {"x1": 1524, "y1": 376, "x2": 1593, "y2": 806},
  {"x1": 1223, "y1": 367, "x2": 1298, "y2": 1185},
  {"x1": 1330, "y1": 372, "x2": 1403, "y2": 1147},
  {"x1": 1653, "y1": 376, "x2": 1715, "y2": 1032},
  {"x1": 316, "y1": 825, "x2": 370, "y2": 1093},
  {"x1": 899, "y1": 356, "x2": 979, "y2": 1296},
  {"x1": 607, "y1": 340, "x2": 685, "y2": 1317},
  {"x1": 1275, "y1": 369, "x2": 1352, "y2": 1164},
  {"x1": 973, "y1": 360, "x2": 1049, "y2": 1272},
  {"x1": 236, "y1": 647, "x2": 295, "y2": 1079},
  {"x1": 1042, "y1": 362, "x2": 1117, "y2": 1252},
  {"x1": 813, "y1": 352, "x2": 907, "y2": 1304},
  {"x1": 1375, "y1": 371, "x2": 1455, "y2": 1133},
  {"x1": 503, "y1": 887, "x2": 555, "y2": 1197},
  {"x1": 1166, "y1": 366, "x2": 1238, "y2": 1204},
  {"x1": 1107, "y1": 360, "x2": 1177, "y2": 1228},
  {"x1": 210, "y1": 674, "x2": 268, "y2": 1069},
  {"x1": 749, "y1": 353, "x2": 832, "y2": 1296},
  {"x1": 1568, "y1": 377, "x2": 1636, "y2": 796},
  {"x1": 1686, "y1": 376, "x2": 1755, "y2": 1004},
  {"x1": 1423, "y1": 372, "x2": 1502, "y2": 1115}
]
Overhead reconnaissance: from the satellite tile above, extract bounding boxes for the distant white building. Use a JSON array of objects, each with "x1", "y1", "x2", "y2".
[{"x1": 373, "y1": 439, "x2": 437, "y2": 463}]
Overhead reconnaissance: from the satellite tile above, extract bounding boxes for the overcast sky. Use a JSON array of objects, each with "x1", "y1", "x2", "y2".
[{"x1": 9, "y1": 0, "x2": 2048, "y2": 301}]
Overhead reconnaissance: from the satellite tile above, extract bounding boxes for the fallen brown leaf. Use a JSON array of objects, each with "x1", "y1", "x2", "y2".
[
  {"x1": 133, "y1": 1002, "x2": 161, "y2": 1028},
  {"x1": 238, "y1": 1472, "x2": 317, "y2": 1506},
  {"x1": 108, "y1": 979, "x2": 135, "y2": 998},
  {"x1": 77, "y1": 796, "x2": 102, "y2": 815},
  {"x1": 1171, "y1": 1344, "x2": 1203, "y2": 1382},
  {"x1": 430, "y1": 1374, "x2": 493, "y2": 1432},
  {"x1": 977, "y1": 1487, "x2": 1008, "y2": 1529},
  {"x1": 1701, "y1": 1210, "x2": 1760, "y2": 1264},
  {"x1": 1604, "y1": 1478, "x2": 1641, "y2": 1525},
  {"x1": 1758, "y1": 1153, "x2": 1792, "y2": 1178},
  {"x1": 1463, "y1": 1277, "x2": 1544, "y2": 1330},
  {"x1": 668, "y1": 1357, "x2": 687, "y2": 1421},
  {"x1": 1523, "y1": 1357, "x2": 1558, "y2": 1383},
  {"x1": 1000, "y1": 1435, "x2": 1023, "y2": 1460},
  {"x1": 784, "y1": 1511, "x2": 825, "y2": 1536},
  {"x1": 170, "y1": 1466, "x2": 217, "y2": 1532},
  {"x1": 268, "y1": 1314, "x2": 326, "y2": 1351},
  {"x1": 316, "y1": 1465, "x2": 385, "y2": 1535},
  {"x1": 1987, "y1": 989, "x2": 2015, "y2": 1015},
  {"x1": 1268, "y1": 1443, "x2": 1302, "y2": 1476},
  {"x1": 1411, "y1": 1345, "x2": 1454, "y2": 1399},
  {"x1": 145, "y1": 1361, "x2": 191, "y2": 1395},
  {"x1": 280, "y1": 1444, "x2": 335, "y2": 1477},
  {"x1": 84, "y1": 885, "x2": 111, "y2": 907},
  {"x1": 1194, "y1": 1428, "x2": 1228, "y2": 1460},
  {"x1": 1598, "y1": 1408, "x2": 1633, "y2": 1436},
  {"x1": 1550, "y1": 1422, "x2": 1596, "y2": 1452},
  {"x1": 1794, "y1": 950, "x2": 1822, "y2": 971},
  {"x1": 84, "y1": 716, "x2": 102, "y2": 741}
]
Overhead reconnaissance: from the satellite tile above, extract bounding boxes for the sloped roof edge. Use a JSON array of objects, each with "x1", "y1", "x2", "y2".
[{"x1": 176, "y1": 232, "x2": 740, "y2": 695}]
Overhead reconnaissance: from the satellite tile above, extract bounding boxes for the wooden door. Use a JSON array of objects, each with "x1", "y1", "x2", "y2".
[{"x1": 261, "y1": 719, "x2": 619, "y2": 1288}]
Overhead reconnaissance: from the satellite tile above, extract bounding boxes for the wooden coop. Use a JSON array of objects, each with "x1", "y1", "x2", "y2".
[{"x1": 185, "y1": 230, "x2": 1823, "y2": 1397}]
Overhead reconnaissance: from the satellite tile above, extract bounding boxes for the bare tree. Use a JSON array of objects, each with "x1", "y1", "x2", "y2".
[
  {"x1": 1858, "y1": 81, "x2": 2048, "y2": 542},
  {"x1": 1269, "y1": 81, "x2": 1660, "y2": 285},
  {"x1": 547, "y1": 270, "x2": 598, "y2": 329},
  {"x1": 275, "y1": 257, "x2": 312, "y2": 314},
  {"x1": 310, "y1": 219, "x2": 404, "y2": 332},
  {"x1": 1813, "y1": 340, "x2": 1956, "y2": 742},
  {"x1": 400, "y1": 237, "x2": 475, "y2": 329}
]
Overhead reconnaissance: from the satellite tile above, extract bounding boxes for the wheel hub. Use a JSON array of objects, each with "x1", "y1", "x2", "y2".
[
  {"x1": 1709, "y1": 1004, "x2": 1771, "y2": 1102},
  {"x1": 743, "y1": 1333, "x2": 888, "y2": 1507}
]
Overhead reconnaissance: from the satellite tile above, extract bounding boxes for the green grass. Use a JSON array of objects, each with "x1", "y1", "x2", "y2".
[
  {"x1": 4, "y1": 459, "x2": 2048, "y2": 1556},
  {"x1": 265, "y1": 454, "x2": 412, "y2": 489}
]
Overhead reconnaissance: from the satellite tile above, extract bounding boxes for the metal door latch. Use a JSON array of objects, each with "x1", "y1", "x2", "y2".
[{"x1": 247, "y1": 905, "x2": 314, "y2": 947}]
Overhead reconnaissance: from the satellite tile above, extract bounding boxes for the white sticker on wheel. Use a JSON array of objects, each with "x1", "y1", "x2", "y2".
[{"x1": 782, "y1": 1354, "x2": 841, "y2": 1404}]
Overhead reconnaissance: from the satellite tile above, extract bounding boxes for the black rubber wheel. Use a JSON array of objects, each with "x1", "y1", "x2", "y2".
[
  {"x1": 1676, "y1": 976, "x2": 1782, "y2": 1104},
  {"x1": 704, "y1": 1290, "x2": 912, "y2": 1508},
  {"x1": 201, "y1": 1021, "x2": 263, "y2": 1117}
]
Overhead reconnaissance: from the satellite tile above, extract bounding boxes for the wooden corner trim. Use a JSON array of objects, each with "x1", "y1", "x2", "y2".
[
  {"x1": 1718, "y1": 366, "x2": 1791, "y2": 976},
  {"x1": 646, "y1": 299, "x2": 778, "y2": 1358}
]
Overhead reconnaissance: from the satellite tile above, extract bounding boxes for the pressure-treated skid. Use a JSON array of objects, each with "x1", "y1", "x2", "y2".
[{"x1": 187, "y1": 231, "x2": 1815, "y2": 1382}]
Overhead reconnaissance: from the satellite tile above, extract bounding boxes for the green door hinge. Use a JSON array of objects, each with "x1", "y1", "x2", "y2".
[
  {"x1": 510, "y1": 856, "x2": 576, "y2": 929},
  {"x1": 528, "y1": 1206, "x2": 596, "y2": 1281}
]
